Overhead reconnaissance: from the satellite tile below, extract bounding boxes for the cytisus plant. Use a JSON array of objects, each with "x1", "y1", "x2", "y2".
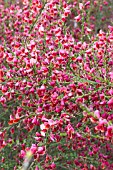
[{"x1": 0, "y1": 0, "x2": 113, "y2": 170}]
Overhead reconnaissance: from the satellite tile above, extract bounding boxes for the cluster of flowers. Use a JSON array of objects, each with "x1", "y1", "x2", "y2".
[{"x1": 0, "y1": 0, "x2": 113, "y2": 169}]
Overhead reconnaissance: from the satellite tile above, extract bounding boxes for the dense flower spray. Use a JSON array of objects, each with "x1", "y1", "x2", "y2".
[{"x1": 0, "y1": 0, "x2": 113, "y2": 169}]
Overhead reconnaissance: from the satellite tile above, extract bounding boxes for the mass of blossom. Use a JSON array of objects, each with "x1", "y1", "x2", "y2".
[{"x1": 0, "y1": 0, "x2": 113, "y2": 169}]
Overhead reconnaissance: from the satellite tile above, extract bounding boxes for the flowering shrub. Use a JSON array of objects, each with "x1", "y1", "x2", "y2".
[{"x1": 0, "y1": 0, "x2": 113, "y2": 169}]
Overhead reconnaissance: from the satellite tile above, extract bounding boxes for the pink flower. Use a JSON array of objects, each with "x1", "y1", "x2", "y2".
[
  {"x1": 50, "y1": 162, "x2": 56, "y2": 169},
  {"x1": 30, "y1": 144, "x2": 37, "y2": 154},
  {"x1": 107, "y1": 98, "x2": 113, "y2": 108},
  {"x1": 108, "y1": 89, "x2": 113, "y2": 95},
  {"x1": 105, "y1": 126, "x2": 113, "y2": 139},
  {"x1": 94, "y1": 110, "x2": 100, "y2": 119},
  {"x1": 79, "y1": 3, "x2": 84, "y2": 10},
  {"x1": 37, "y1": 146, "x2": 46, "y2": 155},
  {"x1": 30, "y1": 58, "x2": 37, "y2": 66},
  {"x1": 35, "y1": 166, "x2": 39, "y2": 170},
  {"x1": 109, "y1": 72, "x2": 113, "y2": 81},
  {"x1": 85, "y1": 1, "x2": 90, "y2": 7},
  {"x1": 20, "y1": 150, "x2": 26, "y2": 158},
  {"x1": 74, "y1": 15, "x2": 81, "y2": 22},
  {"x1": 95, "y1": 118, "x2": 107, "y2": 132},
  {"x1": 39, "y1": 25, "x2": 44, "y2": 34},
  {"x1": 0, "y1": 69, "x2": 4, "y2": 82}
]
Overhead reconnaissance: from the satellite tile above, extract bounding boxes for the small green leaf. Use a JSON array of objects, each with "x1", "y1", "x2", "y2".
[{"x1": 60, "y1": 132, "x2": 67, "y2": 137}]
